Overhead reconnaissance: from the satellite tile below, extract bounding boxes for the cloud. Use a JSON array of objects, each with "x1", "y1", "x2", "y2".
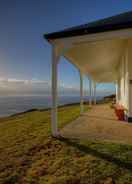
[
  {"x1": 0, "y1": 77, "x2": 115, "y2": 96},
  {"x1": 0, "y1": 78, "x2": 50, "y2": 86},
  {"x1": 0, "y1": 78, "x2": 51, "y2": 95},
  {"x1": 59, "y1": 82, "x2": 78, "y2": 90},
  {"x1": 0, "y1": 77, "x2": 79, "y2": 96}
]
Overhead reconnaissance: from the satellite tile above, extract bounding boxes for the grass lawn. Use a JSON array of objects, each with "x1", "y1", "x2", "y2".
[{"x1": 0, "y1": 104, "x2": 132, "y2": 184}]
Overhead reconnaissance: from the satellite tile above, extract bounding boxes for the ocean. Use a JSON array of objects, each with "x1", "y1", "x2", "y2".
[{"x1": 0, "y1": 95, "x2": 103, "y2": 117}]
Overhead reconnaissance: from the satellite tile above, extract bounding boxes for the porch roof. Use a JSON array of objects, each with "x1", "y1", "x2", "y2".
[
  {"x1": 44, "y1": 11, "x2": 132, "y2": 82},
  {"x1": 44, "y1": 11, "x2": 132, "y2": 41}
]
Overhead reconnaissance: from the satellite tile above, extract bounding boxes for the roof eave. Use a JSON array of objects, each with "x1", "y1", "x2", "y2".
[{"x1": 44, "y1": 22, "x2": 132, "y2": 41}]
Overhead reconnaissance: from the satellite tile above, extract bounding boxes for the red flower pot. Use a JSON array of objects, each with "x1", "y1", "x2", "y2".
[
  {"x1": 116, "y1": 108, "x2": 124, "y2": 121},
  {"x1": 115, "y1": 104, "x2": 125, "y2": 121}
]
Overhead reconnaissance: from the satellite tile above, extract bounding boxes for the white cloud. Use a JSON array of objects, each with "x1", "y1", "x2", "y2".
[
  {"x1": 0, "y1": 77, "x2": 115, "y2": 96},
  {"x1": 0, "y1": 78, "x2": 50, "y2": 86},
  {"x1": 0, "y1": 77, "x2": 81, "y2": 96},
  {"x1": 59, "y1": 82, "x2": 78, "y2": 90},
  {"x1": 0, "y1": 77, "x2": 50, "y2": 95}
]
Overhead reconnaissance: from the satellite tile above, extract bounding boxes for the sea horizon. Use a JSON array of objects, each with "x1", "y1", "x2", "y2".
[{"x1": 0, "y1": 95, "x2": 104, "y2": 117}]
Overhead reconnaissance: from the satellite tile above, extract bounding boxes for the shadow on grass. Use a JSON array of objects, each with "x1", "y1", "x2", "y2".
[{"x1": 59, "y1": 137, "x2": 132, "y2": 170}]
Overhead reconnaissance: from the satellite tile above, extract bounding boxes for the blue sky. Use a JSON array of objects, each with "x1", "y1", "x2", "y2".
[{"x1": 0, "y1": 0, "x2": 132, "y2": 95}]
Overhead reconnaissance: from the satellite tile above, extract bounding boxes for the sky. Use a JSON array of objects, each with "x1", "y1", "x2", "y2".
[{"x1": 0, "y1": 0, "x2": 132, "y2": 96}]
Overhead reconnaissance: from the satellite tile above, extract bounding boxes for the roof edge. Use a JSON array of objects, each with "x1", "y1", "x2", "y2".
[{"x1": 44, "y1": 11, "x2": 132, "y2": 41}]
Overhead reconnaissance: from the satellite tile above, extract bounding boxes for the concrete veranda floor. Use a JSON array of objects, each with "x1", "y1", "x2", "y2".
[{"x1": 61, "y1": 104, "x2": 132, "y2": 144}]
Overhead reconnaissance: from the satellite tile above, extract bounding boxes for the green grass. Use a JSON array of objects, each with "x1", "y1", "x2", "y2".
[{"x1": 0, "y1": 104, "x2": 132, "y2": 184}]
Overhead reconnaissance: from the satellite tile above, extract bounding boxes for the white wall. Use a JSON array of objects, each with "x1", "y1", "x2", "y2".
[
  {"x1": 128, "y1": 40, "x2": 132, "y2": 117},
  {"x1": 117, "y1": 47, "x2": 129, "y2": 111},
  {"x1": 117, "y1": 39, "x2": 132, "y2": 117}
]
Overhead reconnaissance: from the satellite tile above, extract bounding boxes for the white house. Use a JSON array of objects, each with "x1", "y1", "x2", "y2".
[{"x1": 44, "y1": 11, "x2": 132, "y2": 136}]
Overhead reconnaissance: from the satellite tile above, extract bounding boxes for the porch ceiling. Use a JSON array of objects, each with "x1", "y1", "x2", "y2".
[
  {"x1": 44, "y1": 11, "x2": 132, "y2": 83},
  {"x1": 64, "y1": 39, "x2": 126, "y2": 82}
]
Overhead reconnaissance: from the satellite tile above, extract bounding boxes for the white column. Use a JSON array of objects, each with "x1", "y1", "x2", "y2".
[
  {"x1": 117, "y1": 77, "x2": 121, "y2": 104},
  {"x1": 125, "y1": 46, "x2": 130, "y2": 117},
  {"x1": 93, "y1": 81, "x2": 96, "y2": 105},
  {"x1": 51, "y1": 46, "x2": 60, "y2": 137},
  {"x1": 89, "y1": 77, "x2": 92, "y2": 106},
  {"x1": 79, "y1": 70, "x2": 84, "y2": 114},
  {"x1": 115, "y1": 81, "x2": 118, "y2": 103}
]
